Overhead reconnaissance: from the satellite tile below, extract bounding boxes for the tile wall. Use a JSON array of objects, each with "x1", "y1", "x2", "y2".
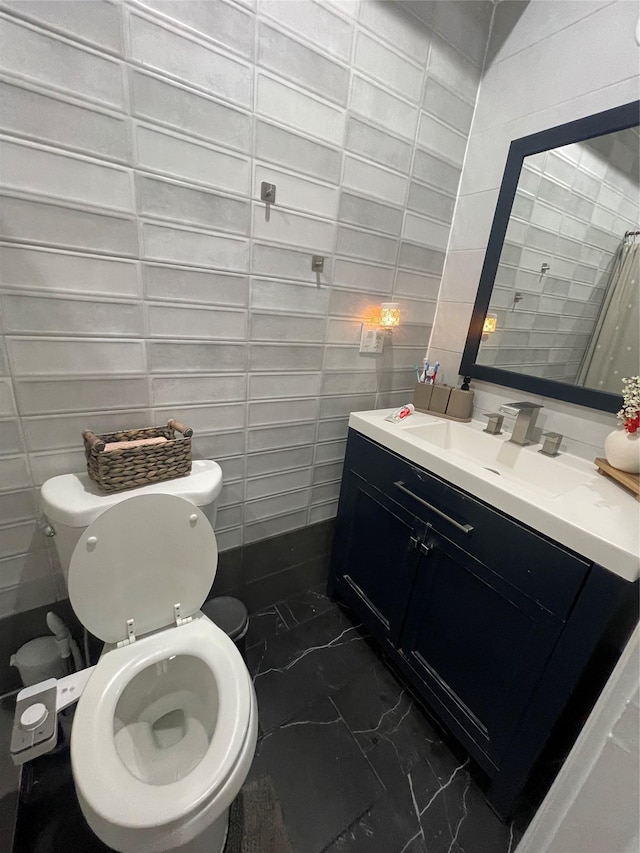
[
  {"x1": 479, "y1": 129, "x2": 639, "y2": 383},
  {"x1": 0, "y1": 0, "x2": 493, "y2": 617}
]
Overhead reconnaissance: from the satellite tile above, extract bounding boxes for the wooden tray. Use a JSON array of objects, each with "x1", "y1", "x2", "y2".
[{"x1": 594, "y1": 457, "x2": 640, "y2": 501}]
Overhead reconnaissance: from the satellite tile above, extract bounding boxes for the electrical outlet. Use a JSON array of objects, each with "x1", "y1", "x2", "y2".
[{"x1": 359, "y1": 324, "x2": 384, "y2": 354}]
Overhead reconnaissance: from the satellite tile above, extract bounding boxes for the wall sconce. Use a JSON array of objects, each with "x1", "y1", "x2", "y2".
[
  {"x1": 481, "y1": 312, "x2": 497, "y2": 342},
  {"x1": 380, "y1": 302, "x2": 400, "y2": 329},
  {"x1": 482, "y1": 313, "x2": 497, "y2": 334},
  {"x1": 359, "y1": 302, "x2": 400, "y2": 353}
]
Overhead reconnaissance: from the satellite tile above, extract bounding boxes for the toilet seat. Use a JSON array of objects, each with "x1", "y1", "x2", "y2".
[
  {"x1": 71, "y1": 616, "x2": 252, "y2": 831},
  {"x1": 67, "y1": 493, "x2": 218, "y2": 644},
  {"x1": 67, "y1": 492, "x2": 254, "y2": 845}
]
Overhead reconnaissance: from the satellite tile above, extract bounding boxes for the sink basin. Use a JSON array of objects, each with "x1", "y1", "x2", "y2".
[{"x1": 403, "y1": 421, "x2": 592, "y2": 498}]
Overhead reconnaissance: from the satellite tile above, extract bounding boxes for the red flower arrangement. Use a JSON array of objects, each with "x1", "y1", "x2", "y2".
[{"x1": 617, "y1": 377, "x2": 640, "y2": 434}]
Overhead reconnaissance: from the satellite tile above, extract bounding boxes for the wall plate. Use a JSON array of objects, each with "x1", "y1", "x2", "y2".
[{"x1": 359, "y1": 324, "x2": 384, "y2": 353}]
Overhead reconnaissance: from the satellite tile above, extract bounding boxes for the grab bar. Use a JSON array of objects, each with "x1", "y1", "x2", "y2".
[{"x1": 394, "y1": 481, "x2": 474, "y2": 535}]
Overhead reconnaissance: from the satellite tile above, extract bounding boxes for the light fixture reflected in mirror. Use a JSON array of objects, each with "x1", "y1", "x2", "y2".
[{"x1": 482, "y1": 313, "x2": 497, "y2": 341}]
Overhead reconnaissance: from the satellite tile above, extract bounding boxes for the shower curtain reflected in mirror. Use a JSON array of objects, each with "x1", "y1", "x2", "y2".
[{"x1": 577, "y1": 234, "x2": 640, "y2": 393}]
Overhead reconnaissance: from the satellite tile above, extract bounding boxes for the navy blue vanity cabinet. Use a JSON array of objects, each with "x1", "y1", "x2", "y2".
[
  {"x1": 327, "y1": 459, "x2": 425, "y2": 648},
  {"x1": 329, "y1": 428, "x2": 638, "y2": 818},
  {"x1": 397, "y1": 526, "x2": 566, "y2": 768}
]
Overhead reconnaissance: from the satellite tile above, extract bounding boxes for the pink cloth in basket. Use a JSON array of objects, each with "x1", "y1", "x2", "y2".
[{"x1": 103, "y1": 436, "x2": 169, "y2": 452}]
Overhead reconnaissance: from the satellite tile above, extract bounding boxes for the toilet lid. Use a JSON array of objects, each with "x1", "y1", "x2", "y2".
[{"x1": 68, "y1": 494, "x2": 218, "y2": 644}]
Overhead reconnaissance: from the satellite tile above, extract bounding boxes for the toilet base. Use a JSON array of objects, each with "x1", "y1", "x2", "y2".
[{"x1": 173, "y1": 808, "x2": 229, "y2": 853}]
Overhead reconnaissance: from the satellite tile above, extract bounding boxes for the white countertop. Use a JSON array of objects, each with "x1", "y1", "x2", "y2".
[{"x1": 349, "y1": 409, "x2": 640, "y2": 583}]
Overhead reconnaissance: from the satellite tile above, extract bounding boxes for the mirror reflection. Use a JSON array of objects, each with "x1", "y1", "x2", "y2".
[{"x1": 477, "y1": 127, "x2": 639, "y2": 395}]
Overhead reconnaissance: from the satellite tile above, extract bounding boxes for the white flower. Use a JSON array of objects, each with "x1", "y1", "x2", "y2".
[{"x1": 617, "y1": 376, "x2": 640, "y2": 424}]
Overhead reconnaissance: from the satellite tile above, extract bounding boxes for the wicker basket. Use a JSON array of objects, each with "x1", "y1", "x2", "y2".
[{"x1": 82, "y1": 419, "x2": 193, "y2": 493}]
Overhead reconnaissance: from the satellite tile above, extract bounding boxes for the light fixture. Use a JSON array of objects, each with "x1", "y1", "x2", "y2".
[
  {"x1": 380, "y1": 302, "x2": 400, "y2": 329},
  {"x1": 482, "y1": 313, "x2": 498, "y2": 335}
]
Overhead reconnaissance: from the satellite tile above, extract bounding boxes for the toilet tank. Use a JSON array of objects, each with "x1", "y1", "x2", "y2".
[{"x1": 40, "y1": 460, "x2": 223, "y2": 581}]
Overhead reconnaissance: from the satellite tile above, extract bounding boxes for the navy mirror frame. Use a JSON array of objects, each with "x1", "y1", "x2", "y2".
[{"x1": 460, "y1": 100, "x2": 640, "y2": 414}]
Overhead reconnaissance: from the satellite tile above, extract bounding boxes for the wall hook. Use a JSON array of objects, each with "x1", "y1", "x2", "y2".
[
  {"x1": 311, "y1": 255, "x2": 325, "y2": 286},
  {"x1": 260, "y1": 181, "x2": 276, "y2": 221}
]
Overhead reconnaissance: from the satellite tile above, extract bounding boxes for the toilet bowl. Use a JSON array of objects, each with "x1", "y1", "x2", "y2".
[
  {"x1": 72, "y1": 617, "x2": 258, "y2": 853},
  {"x1": 40, "y1": 477, "x2": 257, "y2": 853}
]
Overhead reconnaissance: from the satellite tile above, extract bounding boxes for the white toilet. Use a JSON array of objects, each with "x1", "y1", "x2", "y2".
[{"x1": 40, "y1": 461, "x2": 258, "y2": 853}]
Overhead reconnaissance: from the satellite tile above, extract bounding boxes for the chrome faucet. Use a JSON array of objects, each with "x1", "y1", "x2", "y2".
[{"x1": 498, "y1": 401, "x2": 543, "y2": 446}]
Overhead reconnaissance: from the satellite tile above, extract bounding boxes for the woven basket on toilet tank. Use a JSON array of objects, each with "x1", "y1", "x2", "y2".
[{"x1": 82, "y1": 419, "x2": 193, "y2": 493}]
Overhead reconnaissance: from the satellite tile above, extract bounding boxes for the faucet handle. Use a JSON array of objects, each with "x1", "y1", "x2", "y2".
[
  {"x1": 538, "y1": 431, "x2": 563, "y2": 457},
  {"x1": 483, "y1": 413, "x2": 504, "y2": 435}
]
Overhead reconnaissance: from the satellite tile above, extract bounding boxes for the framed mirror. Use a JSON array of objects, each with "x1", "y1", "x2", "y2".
[{"x1": 460, "y1": 101, "x2": 639, "y2": 413}]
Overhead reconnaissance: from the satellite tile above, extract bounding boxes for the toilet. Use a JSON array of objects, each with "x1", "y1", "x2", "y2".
[{"x1": 40, "y1": 462, "x2": 258, "y2": 853}]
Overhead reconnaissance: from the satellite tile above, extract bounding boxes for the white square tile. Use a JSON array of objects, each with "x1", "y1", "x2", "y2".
[
  {"x1": 14, "y1": 377, "x2": 149, "y2": 415},
  {"x1": 342, "y1": 156, "x2": 408, "y2": 207},
  {"x1": 354, "y1": 31, "x2": 423, "y2": 103},
  {"x1": 252, "y1": 206, "x2": 335, "y2": 253},
  {"x1": 0, "y1": 379, "x2": 16, "y2": 417},
  {"x1": 2, "y1": 294, "x2": 143, "y2": 337},
  {"x1": 256, "y1": 74, "x2": 345, "y2": 146},
  {"x1": 260, "y1": 1, "x2": 353, "y2": 62},
  {"x1": 129, "y1": 12, "x2": 253, "y2": 107},
  {"x1": 0, "y1": 246, "x2": 140, "y2": 298},
  {"x1": 358, "y1": 1, "x2": 430, "y2": 64},
  {"x1": 254, "y1": 164, "x2": 339, "y2": 219},
  {"x1": 258, "y1": 21, "x2": 349, "y2": 106},
  {"x1": 135, "y1": 0, "x2": 254, "y2": 58},
  {"x1": 332, "y1": 260, "x2": 394, "y2": 294},
  {"x1": 131, "y1": 70, "x2": 251, "y2": 153},
  {"x1": 142, "y1": 223, "x2": 249, "y2": 270},
  {"x1": 2, "y1": 0, "x2": 124, "y2": 53},
  {"x1": 0, "y1": 139, "x2": 133, "y2": 212},
  {"x1": 147, "y1": 304, "x2": 247, "y2": 339},
  {"x1": 350, "y1": 75, "x2": 418, "y2": 141},
  {"x1": 0, "y1": 197, "x2": 138, "y2": 257},
  {"x1": 255, "y1": 120, "x2": 342, "y2": 184},
  {"x1": 151, "y1": 374, "x2": 245, "y2": 406},
  {"x1": 0, "y1": 16, "x2": 125, "y2": 107},
  {"x1": 144, "y1": 265, "x2": 248, "y2": 306},
  {"x1": 136, "y1": 125, "x2": 250, "y2": 195},
  {"x1": 248, "y1": 398, "x2": 318, "y2": 426},
  {"x1": 0, "y1": 80, "x2": 130, "y2": 163},
  {"x1": 7, "y1": 338, "x2": 146, "y2": 376}
]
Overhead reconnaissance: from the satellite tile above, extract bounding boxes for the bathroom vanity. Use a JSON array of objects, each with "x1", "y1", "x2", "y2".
[{"x1": 328, "y1": 410, "x2": 639, "y2": 818}]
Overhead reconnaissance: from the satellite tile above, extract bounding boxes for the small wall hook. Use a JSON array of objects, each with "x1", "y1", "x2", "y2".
[
  {"x1": 260, "y1": 181, "x2": 276, "y2": 221},
  {"x1": 311, "y1": 255, "x2": 325, "y2": 286}
]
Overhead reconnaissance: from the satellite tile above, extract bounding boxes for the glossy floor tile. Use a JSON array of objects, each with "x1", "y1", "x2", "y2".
[{"x1": 246, "y1": 587, "x2": 523, "y2": 853}]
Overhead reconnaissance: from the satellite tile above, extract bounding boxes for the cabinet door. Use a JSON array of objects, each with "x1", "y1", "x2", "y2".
[
  {"x1": 330, "y1": 470, "x2": 423, "y2": 647},
  {"x1": 399, "y1": 527, "x2": 565, "y2": 768}
]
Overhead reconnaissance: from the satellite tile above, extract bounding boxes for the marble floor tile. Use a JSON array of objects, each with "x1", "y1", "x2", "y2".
[
  {"x1": 247, "y1": 604, "x2": 380, "y2": 732},
  {"x1": 245, "y1": 604, "x2": 289, "y2": 648},
  {"x1": 322, "y1": 791, "x2": 423, "y2": 853},
  {"x1": 249, "y1": 697, "x2": 383, "y2": 853},
  {"x1": 276, "y1": 584, "x2": 334, "y2": 627},
  {"x1": 331, "y1": 660, "x2": 442, "y2": 773}
]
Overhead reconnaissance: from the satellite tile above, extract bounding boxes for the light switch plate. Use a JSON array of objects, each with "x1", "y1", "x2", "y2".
[{"x1": 359, "y1": 324, "x2": 384, "y2": 353}]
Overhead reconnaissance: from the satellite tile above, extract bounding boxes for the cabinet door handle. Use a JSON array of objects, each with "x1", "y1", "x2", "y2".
[{"x1": 394, "y1": 481, "x2": 474, "y2": 535}]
